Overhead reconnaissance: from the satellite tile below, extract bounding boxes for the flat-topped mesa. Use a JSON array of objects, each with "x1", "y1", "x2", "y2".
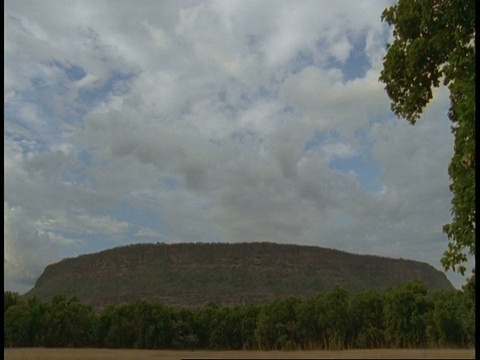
[{"x1": 24, "y1": 242, "x2": 454, "y2": 311}]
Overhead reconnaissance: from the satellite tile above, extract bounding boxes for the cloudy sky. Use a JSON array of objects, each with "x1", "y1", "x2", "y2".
[{"x1": 4, "y1": 0, "x2": 472, "y2": 293}]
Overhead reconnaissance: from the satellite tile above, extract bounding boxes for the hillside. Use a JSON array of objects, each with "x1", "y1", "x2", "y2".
[{"x1": 24, "y1": 242, "x2": 454, "y2": 311}]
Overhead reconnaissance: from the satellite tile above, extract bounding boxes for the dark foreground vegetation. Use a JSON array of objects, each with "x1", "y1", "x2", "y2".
[{"x1": 4, "y1": 278, "x2": 474, "y2": 350}]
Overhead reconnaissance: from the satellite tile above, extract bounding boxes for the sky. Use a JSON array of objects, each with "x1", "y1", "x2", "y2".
[{"x1": 4, "y1": 0, "x2": 474, "y2": 293}]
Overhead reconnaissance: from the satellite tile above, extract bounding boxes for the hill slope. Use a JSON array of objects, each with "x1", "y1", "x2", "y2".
[{"x1": 24, "y1": 242, "x2": 454, "y2": 310}]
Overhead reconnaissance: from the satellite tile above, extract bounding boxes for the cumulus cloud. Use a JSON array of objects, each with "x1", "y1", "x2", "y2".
[
  {"x1": 4, "y1": 202, "x2": 57, "y2": 292},
  {"x1": 39, "y1": 214, "x2": 130, "y2": 236},
  {"x1": 5, "y1": 0, "x2": 471, "y2": 292},
  {"x1": 280, "y1": 67, "x2": 390, "y2": 135}
]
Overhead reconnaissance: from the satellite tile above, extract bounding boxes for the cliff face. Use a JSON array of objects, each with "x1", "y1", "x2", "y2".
[{"x1": 24, "y1": 242, "x2": 454, "y2": 311}]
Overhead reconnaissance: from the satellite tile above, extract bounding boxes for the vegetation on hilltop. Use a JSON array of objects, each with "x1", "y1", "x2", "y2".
[{"x1": 24, "y1": 242, "x2": 454, "y2": 311}]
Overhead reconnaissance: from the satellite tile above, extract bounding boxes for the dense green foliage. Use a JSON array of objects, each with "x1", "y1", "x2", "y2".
[
  {"x1": 4, "y1": 280, "x2": 474, "y2": 350},
  {"x1": 379, "y1": 0, "x2": 475, "y2": 275}
]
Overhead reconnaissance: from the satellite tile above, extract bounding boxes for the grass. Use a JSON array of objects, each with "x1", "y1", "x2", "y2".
[{"x1": 4, "y1": 348, "x2": 475, "y2": 360}]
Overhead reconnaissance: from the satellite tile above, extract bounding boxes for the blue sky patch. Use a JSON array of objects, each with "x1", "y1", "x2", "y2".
[
  {"x1": 330, "y1": 154, "x2": 382, "y2": 193},
  {"x1": 162, "y1": 177, "x2": 178, "y2": 190},
  {"x1": 304, "y1": 130, "x2": 340, "y2": 151},
  {"x1": 341, "y1": 35, "x2": 369, "y2": 81},
  {"x1": 109, "y1": 201, "x2": 166, "y2": 237},
  {"x1": 53, "y1": 60, "x2": 87, "y2": 82},
  {"x1": 316, "y1": 34, "x2": 370, "y2": 81},
  {"x1": 77, "y1": 71, "x2": 134, "y2": 107},
  {"x1": 329, "y1": 127, "x2": 383, "y2": 193},
  {"x1": 290, "y1": 51, "x2": 314, "y2": 74}
]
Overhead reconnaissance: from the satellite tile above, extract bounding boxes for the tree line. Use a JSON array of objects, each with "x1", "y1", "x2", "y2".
[{"x1": 4, "y1": 279, "x2": 474, "y2": 350}]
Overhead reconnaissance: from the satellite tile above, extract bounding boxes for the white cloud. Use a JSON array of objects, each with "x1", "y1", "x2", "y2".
[
  {"x1": 4, "y1": 202, "x2": 57, "y2": 289},
  {"x1": 134, "y1": 227, "x2": 163, "y2": 238},
  {"x1": 322, "y1": 142, "x2": 357, "y2": 162},
  {"x1": 4, "y1": 0, "x2": 470, "y2": 293},
  {"x1": 39, "y1": 214, "x2": 130, "y2": 236},
  {"x1": 280, "y1": 67, "x2": 390, "y2": 135}
]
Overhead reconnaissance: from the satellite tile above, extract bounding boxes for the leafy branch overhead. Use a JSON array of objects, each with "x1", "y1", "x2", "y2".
[{"x1": 379, "y1": 0, "x2": 475, "y2": 275}]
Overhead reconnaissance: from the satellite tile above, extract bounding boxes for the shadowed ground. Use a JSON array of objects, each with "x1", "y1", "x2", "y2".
[{"x1": 4, "y1": 348, "x2": 475, "y2": 359}]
